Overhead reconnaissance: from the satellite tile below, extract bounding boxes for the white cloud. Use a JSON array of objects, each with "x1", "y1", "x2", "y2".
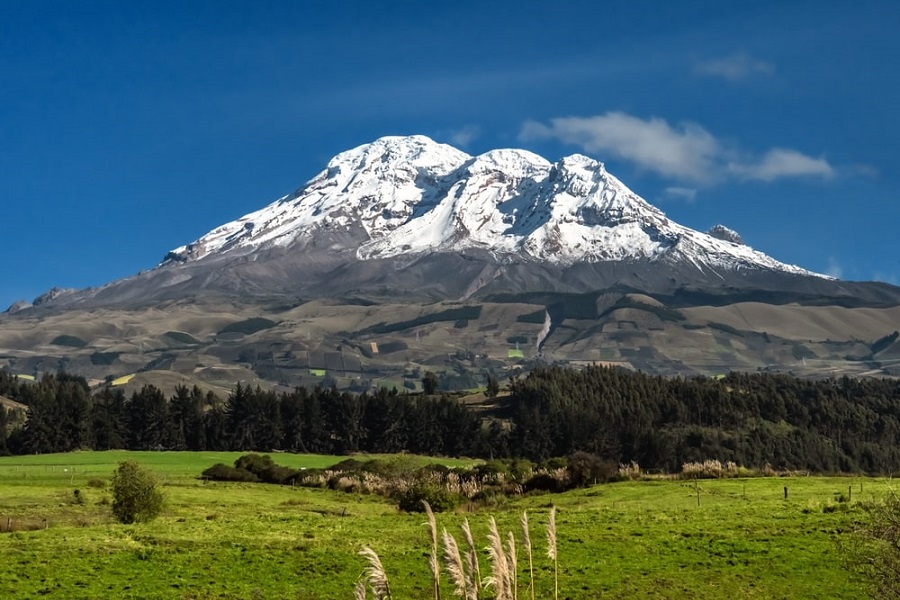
[
  {"x1": 664, "y1": 187, "x2": 698, "y2": 201},
  {"x1": 521, "y1": 113, "x2": 720, "y2": 183},
  {"x1": 448, "y1": 125, "x2": 481, "y2": 148},
  {"x1": 520, "y1": 112, "x2": 836, "y2": 186},
  {"x1": 729, "y1": 148, "x2": 834, "y2": 182},
  {"x1": 826, "y1": 257, "x2": 843, "y2": 279},
  {"x1": 695, "y1": 53, "x2": 774, "y2": 81}
]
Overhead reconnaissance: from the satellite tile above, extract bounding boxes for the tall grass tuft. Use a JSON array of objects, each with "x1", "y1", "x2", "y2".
[
  {"x1": 547, "y1": 506, "x2": 558, "y2": 600},
  {"x1": 521, "y1": 511, "x2": 534, "y2": 600},
  {"x1": 485, "y1": 516, "x2": 511, "y2": 600},
  {"x1": 423, "y1": 500, "x2": 441, "y2": 600},
  {"x1": 506, "y1": 531, "x2": 518, "y2": 600},
  {"x1": 359, "y1": 546, "x2": 392, "y2": 600},
  {"x1": 357, "y1": 508, "x2": 559, "y2": 599},
  {"x1": 355, "y1": 580, "x2": 367, "y2": 600},
  {"x1": 461, "y1": 518, "x2": 482, "y2": 597},
  {"x1": 442, "y1": 527, "x2": 475, "y2": 599}
]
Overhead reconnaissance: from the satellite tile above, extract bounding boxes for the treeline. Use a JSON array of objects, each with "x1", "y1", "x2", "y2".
[
  {"x1": 0, "y1": 372, "x2": 483, "y2": 457},
  {"x1": 506, "y1": 366, "x2": 900, "y2": 472},
  {"x1": 1, "y1": 367, "x2": 900, "y2": 474}
]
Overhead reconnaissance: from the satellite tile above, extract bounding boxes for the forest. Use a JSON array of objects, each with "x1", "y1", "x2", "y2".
[{"x1": 1, "y1": 366, "x2": 898, "y2": 473}]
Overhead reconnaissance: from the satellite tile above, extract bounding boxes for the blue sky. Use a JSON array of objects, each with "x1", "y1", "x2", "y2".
[{"x1": 2, "y1": 1, "x2": 898, "y2": 309}]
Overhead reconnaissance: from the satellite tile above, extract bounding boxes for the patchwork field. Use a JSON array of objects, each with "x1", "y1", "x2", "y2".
[{"x1": 0, "y1": 451, "x2": 889, "y2": 599}]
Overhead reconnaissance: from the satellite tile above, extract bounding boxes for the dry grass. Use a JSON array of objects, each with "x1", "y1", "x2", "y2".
[
  {"x1": 547, "y1": 506, "x2": 558, "y2": 600},
  {"x1": 359, "y1": 546, "x2": 393, "y2": 600},
  {"x1": 360, "y1": 507, "x2": 557, "y2": 600},
  {"x1": 424, "y1": 501, "x2": 440, "y2": 600},
  {"x1": 521, "y1": 511, "x2": 534, "y2": 600}
]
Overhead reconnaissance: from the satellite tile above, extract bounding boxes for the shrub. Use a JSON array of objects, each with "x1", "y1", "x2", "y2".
[
  {"x1": 680, "y1": 459, "x2": 742, "y2": 479},
  {"x1": 110, "y1": 460, "x2": 164, "y2": 524},
  {"x1": 201, "y1": 463, "x2": 260, "y2": 483},
  {"x1": 523, "y1": 472, "x2": 564, "y2": 493},
  {"x1": 396, "y1": 483, "x2": 458, "y2": 513},
  {"x1": 86, "y1": 478, "x2": 106, "y2": 489},
  {"x1": 850, "y1": 492, "x2": 900, "y2": 599},
  {"x1": 233, "y1": 454, "x2": 299, "y2": 484},
  {"x1": 566, "y1": 451, "x2": 617, "y2": 488}
]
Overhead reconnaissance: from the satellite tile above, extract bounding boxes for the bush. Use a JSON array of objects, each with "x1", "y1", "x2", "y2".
[
  {"x1": 396, "y1": 484, "x2": 458, "y2": 513},
  {"x1": 523, "y1": 472, "x2": 564, "y2": 493},
  {"x1": 852, "y1": 492, "x2": 900, "y2": 599},
  {"x1": 234, "y1": 453, "x2": 299, "y2": 484},
  {"x1": 110, "y1": 460, "x2": 164, "y2": 524},
  {"x1": 566, "y1": 451, "x2": 617, "y2": 488},
  {"x1": 201, "y1": 463, "x2": 260, "y2": 483}
]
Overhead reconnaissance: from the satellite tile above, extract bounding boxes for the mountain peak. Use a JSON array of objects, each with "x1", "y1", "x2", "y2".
[
  {"x1": 327, "y1": 135, "x2": 470, "y2": 173},
  {"x1": 160, "y1": 135, "x2": 825, "y2": 279}
]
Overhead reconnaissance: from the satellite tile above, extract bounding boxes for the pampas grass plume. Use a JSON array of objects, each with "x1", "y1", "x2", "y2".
[
  {"x1": 359, "y1": 546, "x2": 392, "y2": 600},
  {"x1": 521, "y1": 511, "x2": 535, "y2": 600},
  {"x1": 423, "y1": 500, "x2": 440, "y2": 600},
  {"x1": 486, "y1": 517, "x2": 511, "y2": 600}
]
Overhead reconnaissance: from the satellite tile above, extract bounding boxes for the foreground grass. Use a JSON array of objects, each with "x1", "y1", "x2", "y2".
[{"x1": 0, "y1": 452, "x2": 886, "y2": 599}]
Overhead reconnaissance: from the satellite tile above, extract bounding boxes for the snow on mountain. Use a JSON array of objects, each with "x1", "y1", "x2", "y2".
[{"x1": 161, "y1": 135, "x2": 826, "y2": 279}]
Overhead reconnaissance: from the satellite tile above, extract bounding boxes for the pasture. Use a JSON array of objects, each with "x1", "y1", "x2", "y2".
[{"x1": 0, "y1": 451, "x2": 887, "y2": 599}]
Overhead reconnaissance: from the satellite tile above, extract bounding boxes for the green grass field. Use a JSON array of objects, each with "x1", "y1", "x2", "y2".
[{"x1": 0, "y1": 452, "x2": 887, "y2": 599}]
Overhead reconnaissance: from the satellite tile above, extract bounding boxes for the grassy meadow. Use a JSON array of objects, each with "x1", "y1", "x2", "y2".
[{"x1": 0, "y1": 451, "x2": 888, "y2": 599}]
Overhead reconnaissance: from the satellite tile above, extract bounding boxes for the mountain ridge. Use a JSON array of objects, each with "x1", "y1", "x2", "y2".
[
  {"x1": 160, "y1": 135, "x2": 825, "y2": 281},
  {"x1": 8, "y1": 135, "x2": 900, "y2": 313},
  {"x1": 3, "y1": 135, "x2": 900, "y2": 387}
]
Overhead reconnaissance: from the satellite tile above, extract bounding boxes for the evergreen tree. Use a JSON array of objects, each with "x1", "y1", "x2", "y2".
[
  {"x1": 169, "y1": 385, "x2": 205, "y2": 451},
  {"x1": 0, "y1": 406, "x2": 8, "y2": 455},
  {"x1": 127, "y1": 385, "x2": 170, "y2": 449},
  {"x1": 91, "y1": 388, "x2": 127, "y2": 450}
]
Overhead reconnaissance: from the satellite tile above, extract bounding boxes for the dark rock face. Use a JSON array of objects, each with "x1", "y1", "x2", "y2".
[{"x1": 707, "y1": 225, "x2": 744, "y2": 246}]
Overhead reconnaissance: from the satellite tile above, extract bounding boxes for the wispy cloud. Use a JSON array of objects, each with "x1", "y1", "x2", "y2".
[
  {"x1": 521, "y1": 113, "x2": 720, "y2": 183},
  {"x1": 447, "y1": 125, "x2": 481, "y2": 148},
  {"x1": 695, "y1": 53, "x2": 774, "y2": 81},
  {"x1": 729, "y1": 148, "x2": 834, "y2": 181},
  {"x1": 826, "y1": 257, "x2": 843, "y2": 279},
  {"x1": 520, "y1": 111, "x2": 835, "y2": 186},
  {"x1": 664, "y1": 187, "x2": 698, "y2": 202}
]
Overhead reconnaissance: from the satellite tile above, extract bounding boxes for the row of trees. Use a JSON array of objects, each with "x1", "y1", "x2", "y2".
[
  {"x1": 2, "y1": 367, "x2": 900, "y2": 473},
  {"x1": 506, "y1": 367, "x2": 900, "y2": 471},
  {"x1": 1, "y1": 372, "x2": 485, "y2": 457}
]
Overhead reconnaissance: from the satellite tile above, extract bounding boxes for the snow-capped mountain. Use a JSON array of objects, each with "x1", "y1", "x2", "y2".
[{"x1": 161, "y1": 135, "x2": 822, "y2": 279}]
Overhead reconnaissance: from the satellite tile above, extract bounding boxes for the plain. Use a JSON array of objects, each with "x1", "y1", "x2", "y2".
[{"x1": 0, "y1": 451, "x2": 887, "y2": 599}]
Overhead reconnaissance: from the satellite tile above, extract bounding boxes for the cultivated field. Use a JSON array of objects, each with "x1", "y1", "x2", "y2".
[{"x1": 0, "y1": 451, "x2": 888, "y2": 599}]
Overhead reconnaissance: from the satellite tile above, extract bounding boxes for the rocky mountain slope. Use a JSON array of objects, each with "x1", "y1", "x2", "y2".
[
  {"x1": 12, "y1": 135, "x2": 895, "y2": 310},
  {"x1": 161, "y1": 135, "x2": 819, "y2": 278},
  {"x1": 2, "y1": 135, "x2": 899, "y2": 389}
]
